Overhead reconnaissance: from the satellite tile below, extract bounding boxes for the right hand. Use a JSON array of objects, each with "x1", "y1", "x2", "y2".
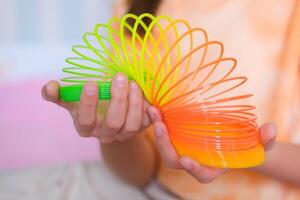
[
  {"x1": 41, "y1": 73, "x2": 151, "y2": 143},
  {"x1": 148, "y1": 106, "x2": 277, "y2": 183}
]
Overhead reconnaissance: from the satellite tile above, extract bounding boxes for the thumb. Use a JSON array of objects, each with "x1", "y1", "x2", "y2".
[
  {"x1": 259, "y1": 123, "x2": 277, "y2": 151},
  {"x1": 42, "y1": 80, "x2": 76, "y2": 111},
  {"x1": 148, "y1": 106, "x2": 162, "y2": 123}
]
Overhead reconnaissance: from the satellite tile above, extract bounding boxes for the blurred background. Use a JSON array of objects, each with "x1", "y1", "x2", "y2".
[
  {"x1": 2, "y1": 1, "x2": 299, "y2": 200},
  {"x1": 0, "y1": 0, "x2": 115, "y2": 170}
]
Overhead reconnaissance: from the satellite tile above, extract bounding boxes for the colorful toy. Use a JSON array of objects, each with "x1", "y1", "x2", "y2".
[{"x1": 59, "y1": 13, "x2": 265, "y2": 168}]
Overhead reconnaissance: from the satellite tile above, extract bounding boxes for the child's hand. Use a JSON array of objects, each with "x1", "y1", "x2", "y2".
[
  {"x1": 42, "y1": 73, "x2": 151, "y2": 143},
  {"x1": 148, "y1": 106, "x2": 277, "y2": 183}
]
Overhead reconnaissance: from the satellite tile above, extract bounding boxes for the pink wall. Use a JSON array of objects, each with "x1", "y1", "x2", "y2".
[{"x1": 0, "y1": 80, "x2": 100, "y2": 170}]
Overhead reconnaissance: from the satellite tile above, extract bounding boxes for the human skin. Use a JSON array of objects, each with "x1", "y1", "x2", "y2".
[{"x1": 42, "y1": 73, "x2": 300, "y2": 187}]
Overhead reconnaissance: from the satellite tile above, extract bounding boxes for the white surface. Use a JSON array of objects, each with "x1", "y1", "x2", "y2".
[{"x1": 0, "y1": 162, "x2": 178, "y2": 200}]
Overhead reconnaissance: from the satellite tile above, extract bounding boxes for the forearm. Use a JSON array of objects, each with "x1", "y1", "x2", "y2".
[
  {"x1": 101, "y1": 128, "x2": 158, "y2": 187},
  {"x1": 253, "y1": 142, "x2": 300, "y2": 186}
]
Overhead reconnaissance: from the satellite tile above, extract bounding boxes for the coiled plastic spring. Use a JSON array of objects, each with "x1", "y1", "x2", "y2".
[{"x1": 59, "y1": 13, "x2": 265, "y2": 168}]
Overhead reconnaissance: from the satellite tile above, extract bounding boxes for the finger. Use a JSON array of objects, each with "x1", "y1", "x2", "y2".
[
  {"x1": 148, "y1": 106, "x2": 180, "y2": 167},
  {"x1": 116, "y1": 81, "x2": 143, "y2": 141},
  {"x1": 142, "y1": 98, "x2": 151, "y2": 128},
  {"x1": 153, "y1": 121, "x2": 180, "y2": 168},
  {"x1": 75, "y1": 81, "x2": 99, "y2": 137},
  {"x1": 179, "y1": 157, "x2": 227, "y2": 183},
  {"x1": 98, "y1": 73, "x2": 129, "y2": 140},
  {"x1": 42, "y1": 80, "x2": 76, "y2": 111},
  {"x1": 42, "y1": 80, "x2": 60, "y2": 102},
  {"x1": 148, "y1": 106, "x2": 162, "y2": 123},
  {"x1": 259, "y1": 123, "x2": 277, "y2": 151}
]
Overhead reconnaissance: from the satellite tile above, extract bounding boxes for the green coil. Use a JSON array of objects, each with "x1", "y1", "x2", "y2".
[{"x1": 59, "y1": 82, "x2": 111, "y2": 102}]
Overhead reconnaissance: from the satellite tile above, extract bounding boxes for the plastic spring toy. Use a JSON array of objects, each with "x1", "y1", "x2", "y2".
[{"x1": 59, "y1": 13, "x2": 265, "y2": 168}]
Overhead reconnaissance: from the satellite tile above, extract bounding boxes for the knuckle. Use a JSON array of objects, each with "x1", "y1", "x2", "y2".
[
  {"x1": 73, "y1": 118, "x2": 92, "y2": 137},
  {"x1": 78, "y1": 118, "x2": 93, "y2": 128},
  {"x1": 77, "y1": 118, "x2": 95, "y2": 133},
  {"x1": 105, "y1": 118, "x2": 123, "y2": 131},
  {"x1": 111, "y1": 91, "x2": 127, "y2": 101},
  {"x1": 81, "y1": 101, "x2": 96, "y2": 109},
  {"x1": 124, "y1": 125, "x2": 140, "y2": 133}
]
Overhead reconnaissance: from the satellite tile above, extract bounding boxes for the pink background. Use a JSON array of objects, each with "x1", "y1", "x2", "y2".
[{"x1": 0, "y1": 80, "x2": 99, "y2": 170}]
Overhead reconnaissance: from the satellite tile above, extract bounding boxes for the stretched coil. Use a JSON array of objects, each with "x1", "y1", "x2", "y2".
[{"x1": 60, "y1": 13, "x2": 264, "y2": 168}]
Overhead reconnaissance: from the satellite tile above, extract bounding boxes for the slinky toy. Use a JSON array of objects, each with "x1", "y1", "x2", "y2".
[{"x1": 59, "y1": 13, "x2": 265, "y2": 168}]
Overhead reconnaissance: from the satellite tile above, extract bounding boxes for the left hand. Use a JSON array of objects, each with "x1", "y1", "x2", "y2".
[{"x1": 147, "y1": 106, "x2": 277, "y2": 183}]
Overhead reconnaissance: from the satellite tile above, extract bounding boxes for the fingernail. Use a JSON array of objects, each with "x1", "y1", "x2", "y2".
[
  {"x1": 180, "y1": 158, "x2": 193, "y2": 171},
  {"x1": 115, "y1": 73, "x2": 126, "y2": 87},
  {"x1": 85, "y1": 82, "x2": 97, "y2": 96},
  {"x1": 130, "y1": 81, "x2": 138, "y2": 91}
]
